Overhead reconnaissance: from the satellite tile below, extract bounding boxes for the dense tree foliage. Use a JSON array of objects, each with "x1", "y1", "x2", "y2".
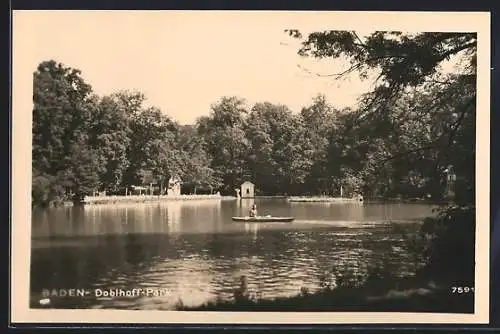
[
  {"x1": 284, "y1": 30, "x2": 477, "y2": 285},
  {"x1": 196, "y1": 97, "x2": 250, "y2": 194},
  {"x1": 285, "y1": 30, "x2": 476, "y2": 199},
  {"x1": 32, "y1": 61, "x2": 220, "y2": 205},
  {"x1": 33, "y1": 60, "x2": 97, "y2": 202},
  {"x1": 32, "y1": 31, "x2": 475, "y2": 214}
]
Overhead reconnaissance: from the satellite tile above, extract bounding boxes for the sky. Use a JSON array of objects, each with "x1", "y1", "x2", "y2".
[
  {"x1": 13, "y1": 11, "x2": 477, "y2": 125},
  {"x1": 14, "y1": 11, "x2": 382, "y2": 124}
]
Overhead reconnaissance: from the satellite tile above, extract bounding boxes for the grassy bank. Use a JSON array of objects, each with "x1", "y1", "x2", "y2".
[{"x1": 176, "y1": 273, "x2": 473, "y2": 313}]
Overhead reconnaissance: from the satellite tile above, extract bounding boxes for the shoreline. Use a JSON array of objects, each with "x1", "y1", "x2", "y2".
[
  {"x1": 37, "y1": 195, "x2": 446, "y2": 208},
  {"x1": 80, "y1": 194, "x2": 363, "y2": 205},
  {"x1": 287, "y1": 196, "x2": 364, "y2": 203},
  {"x1": 81, "y1": 194, "x2": 234, "y2": 205}
]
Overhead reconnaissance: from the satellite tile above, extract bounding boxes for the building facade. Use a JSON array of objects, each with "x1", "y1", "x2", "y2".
[
  {"x1": 240, "y1": 181, "x2": 255, "y2": 198},
  {"x1": 167, "y1": 175, "x2": 183, "y2": 196}
]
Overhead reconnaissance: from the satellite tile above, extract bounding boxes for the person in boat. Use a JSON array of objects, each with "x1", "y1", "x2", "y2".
[{"x1": 249, "y1": 204, "x2": 258, "y2": 217}]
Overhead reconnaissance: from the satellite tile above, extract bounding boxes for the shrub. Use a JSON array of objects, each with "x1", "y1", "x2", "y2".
[
  {"x1": 32, "y1": 173, "x2": 52, "y2": 207},
  {"x1": 417, "y1": 204, "x2": 475, "y2": 285}
]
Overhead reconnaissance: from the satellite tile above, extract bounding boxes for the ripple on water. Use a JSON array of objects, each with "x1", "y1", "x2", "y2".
[{"x1": 30, "y1": 208, "x2": 422, "y2": 310}]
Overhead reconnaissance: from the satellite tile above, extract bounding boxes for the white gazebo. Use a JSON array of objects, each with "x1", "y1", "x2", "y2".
[
  {"x1": 167, "y1": 175, "x2": 183, "y2": 196},
  {"x1": 240, "y1": 181, "x2": 255, "y2": 198}
]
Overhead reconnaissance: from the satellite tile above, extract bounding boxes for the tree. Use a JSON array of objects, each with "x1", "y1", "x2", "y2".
[
  {"x1": 177, "y1": 125, "x2": 220, "y2": 194},
  {"x1": 287, "y1": 30, "x2": 477, "y2": 285},
  {"x1": 88, "y1": 94, "x2": 132, "y2": 193},
  {"x1": 286, "y1": 30, "x2": 476, "y2": 91},
  {"x1": 66, "y1": 142, "x2": 105, "y2": 200},
  {"x1": 287, "y1": 31, "x2": 476, "y2": 202},
  {"x1": 33, "y1": 60, "x2": 93, "y2": 172},
  {"x1": 244, "y1": 102, "x2": 314, "y2": 195},
  {"x1": 197, "y1": 96, "x2": 251, "y2": 194},
  {"x1": 245, "y1": 102, "x2": 283, "y2": 194},
  {"x1": 300, "y1": 95, "x2": 339, "y2": 194},
  {"x1": 32, "y1": 60, "x2": 96, "y2": 203},
  {"x1": 32, "y1": 168, "x2": 53, "y2": 207},
  {"x1": 124, "y1": 104, "x2": 179, "y2": 187}
]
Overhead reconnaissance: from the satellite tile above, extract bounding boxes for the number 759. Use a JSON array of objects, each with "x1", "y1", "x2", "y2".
[{"x1": 451, "y1": 286, "x2": 474, "y2": 293}]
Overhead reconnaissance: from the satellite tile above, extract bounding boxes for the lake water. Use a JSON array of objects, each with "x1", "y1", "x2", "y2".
[{"x1": 30, "y1": 199, "x2": 436, "y2": 310}]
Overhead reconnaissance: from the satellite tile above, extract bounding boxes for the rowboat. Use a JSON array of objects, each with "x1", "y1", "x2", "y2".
[{"x1": 231, "y1": 216, "x2": 294, "y2": 223}]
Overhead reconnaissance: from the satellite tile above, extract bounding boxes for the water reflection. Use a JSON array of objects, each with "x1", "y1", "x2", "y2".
[
  {"x1": 32, "y1": 200, "x2": 224, "y2": 238},
  {"x1": 238, "y1": 198, "x2": 255, "y2": 216},
  {"x1": 30, "y1": 200, "x2": 434, "y2": 309},
  {"x1": 166, "y1": 201, "x2": 181, "y2": 233},
  {"x1": 244, "y1": 223, "x2": 259, "y2": 241}
]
